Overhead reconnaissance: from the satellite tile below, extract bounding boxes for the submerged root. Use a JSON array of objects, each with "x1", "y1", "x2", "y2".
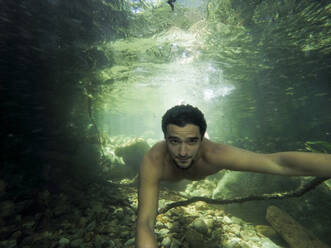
[{"x1": 158, "y1": 177, "x2": 330, "y2": 214}]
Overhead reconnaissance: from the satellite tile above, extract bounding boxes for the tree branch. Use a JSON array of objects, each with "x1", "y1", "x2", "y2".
[{"x1": 157, "y1": 177, "x2": 330, "y2": 214}]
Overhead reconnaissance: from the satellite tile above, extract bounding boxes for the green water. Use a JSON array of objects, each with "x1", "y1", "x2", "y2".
[
  {"x1": 2, "y1": 0, "x2": 331, "y2": 247},
  {"x1": 88, "y1": 0, "x2": 331, "y2": 147}
]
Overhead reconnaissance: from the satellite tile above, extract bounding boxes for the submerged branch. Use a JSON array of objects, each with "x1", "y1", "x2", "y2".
[{"x1": 157, "y1": 177, "x2": 330, "y2": 214}]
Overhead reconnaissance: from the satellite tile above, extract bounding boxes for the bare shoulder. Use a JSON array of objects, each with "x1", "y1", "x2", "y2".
[
  {"x1": 203, "y1": 139, "x2": 272, "y2": 172},
  {"x1": 146, "y1": 141, "x2": 167, "y2": 163},
  {"x1": 202, "y1": 139, "x2": 240, "y2": 167},
  {"x1": 202, "y1": 138, "x2": 228, "y2": 154},
  {"x1": 203, "y1": 139, "x2": 244, "y2": 154}
]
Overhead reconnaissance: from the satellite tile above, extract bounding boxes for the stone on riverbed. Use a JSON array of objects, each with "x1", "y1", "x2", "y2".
[{"x1": 266, "y1": 205, "x2": 329, "y2": 248}]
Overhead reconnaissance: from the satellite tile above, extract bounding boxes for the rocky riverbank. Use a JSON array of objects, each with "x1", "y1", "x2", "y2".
[{"x1": 0, "y1": 178, "x2": 303, "y2": 248}]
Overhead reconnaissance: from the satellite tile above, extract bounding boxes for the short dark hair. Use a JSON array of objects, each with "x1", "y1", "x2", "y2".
[{"x1": 161, "y1": 104, "x2": 207, "y2": 138}]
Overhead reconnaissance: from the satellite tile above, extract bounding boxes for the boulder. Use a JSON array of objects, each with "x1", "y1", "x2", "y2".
[
  {"x1": 191, "y1": 218, "x2": 209, "y2": 235},
  {"x1": 255, "y1": 225, "x2": 278, "y2": 240},
  {"x1": 114, "y1": 138, "x2": 150, "y2": 178},
  {"x1": 266, "y1": 205, "x2": 329, "y2": 248}
]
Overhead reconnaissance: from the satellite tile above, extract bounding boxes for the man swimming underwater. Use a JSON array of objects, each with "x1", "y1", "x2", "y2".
[
  {"x1": 135, "y1": 104, "x2": 331, "y2": 248},
  {"x1": 167, "y1": 0, "x2": 176, "y2": 11}
]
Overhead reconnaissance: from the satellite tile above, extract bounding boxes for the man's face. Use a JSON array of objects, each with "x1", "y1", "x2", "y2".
[{"x1": 165, "y1": 124, "x2": 202, "y2": 170}]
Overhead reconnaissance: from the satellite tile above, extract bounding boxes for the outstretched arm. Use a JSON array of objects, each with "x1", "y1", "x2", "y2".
[
  {"x1": 207, "y1": 143, "x2": 331, "y2": 177},
  {"x1": 136, "y1": 154, "x2": 160, "y2": 248}
]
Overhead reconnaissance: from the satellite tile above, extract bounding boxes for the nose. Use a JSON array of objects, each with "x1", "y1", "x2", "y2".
[{"x1": 178, "y1": 144, "x2": 187, "y2": 157}]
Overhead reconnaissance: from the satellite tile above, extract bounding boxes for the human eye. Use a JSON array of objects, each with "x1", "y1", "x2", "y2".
[
  {"x1": 187, "y1": 138, "x2": 199, "y2": 145},
  {"x1": 169, "y1": 139, "x2": 179, "y2": 145}
]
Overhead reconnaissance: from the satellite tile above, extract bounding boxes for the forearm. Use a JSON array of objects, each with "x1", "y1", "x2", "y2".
[
  {"x1": 135, "y1": 222, "x2": 157, "y2": 248},
  {"x1": 272, "y1": 151, "x2": 331, "y2": 177}
]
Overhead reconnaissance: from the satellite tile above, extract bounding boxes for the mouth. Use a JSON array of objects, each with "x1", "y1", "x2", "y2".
[{"x1": 177, "y1": 157, "x2": 190, "y2": 162}]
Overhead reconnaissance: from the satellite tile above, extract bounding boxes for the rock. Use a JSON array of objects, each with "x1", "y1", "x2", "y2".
[
  {"x1": 230, "y1": 216, "x2": 243, "y2": 224},
  {"x1": 0, "y1": 225, "x2": 18, "y2": 240},
  {"x1": 222, "y1": 216, "x2": 232, "y2": 224},
  {"x1": 91, "y1": 201, "x2": 104, "y2": 214},
  {"x1": 120, "y1": 230, "x2": 130, "y2": 238},
  {"x1": 230, "y1": 224, "x2": 241, "y2": 235},
  {"x1": 78, "y1": 217, "x2": 88, "y2": 228},
  {"x1": 255, "y1": 225, "x2": 278, "y2": 240},
  {"x1": 0, "y1": 201, "x2": 15, "y2": 218},
  {"x1": 95, "y1": 234, "x2": 106, "y2": 248},
  {"x1": 266, "y1": 205, "x2": 329, "y2": 248},
  {"x1": 113, "y1": 207, "x2": 124, "y2": 218},
  {"x1": 157, "y1": 228, "x2": 170, "y2": 236},
  {"x1": 191, "y1": 218, "x2": 208, "y2": 234},
  {"x1": 184, "y1": 229, "x2": 205, "y2": 248},
  {"x1": 108, "y1": 240, "x2": 116, "y2": 247},
  {"x1": 70, "y1": 238, "x2": 84, "y2": 247},
  {"x1": 59, "y1": 237, "x2": 70, "y2": 246},
  {"x1": 11, "y1": 230, "x2": 22, "y2": 240},
  {"x1": 240, "y1": 241, "x2": 254, "y2": 248},
  {"x1": 114, "y1": 138, "x2": 150, "y2": 177},
  {"x1": 212, "y1": 171, "x2": 301, "y2": 223},
  {"x1": 84, "y1": 232, "x2": 94, "y2": 242},
  {"x1": 260, "y1": 237, "x2": 282, "y2": 248},
  {"x1": 161, "y1": 236, "x2": 172, "y2": 247},
  {"x1": 53, "y1": 205, "x2": 69, "y2": 217},
  {"x1": 204, "y1": 218, "x2": 214, "y2": 230},
  {"x1": 99, "y1": 222, "x2": 115, "y2": 234},
  {"x1": 86, "y1": 220, "x2": 96, "y2": 232},
  {"x1": 22, "y1": 216, "x2": 36, "y2": 230},
  {"x1": 240, "y1": 229, "x2": 259, "y2": 242},
  {"x1": 0, "y1": 239, "x2": 16, "y2": 248},
  {"x1": 170, "y1": 238, "x2": 181, "y2": 248},
  {"x1": 195, "y1": 201, "x2": 209, "y2": 210},
  {"x1": 222, "y1": 237, "x2": 241, "y2": 248},
  {"x1": 223, "y1": 223, "x2": 241, "y2": 236},
  {"x1": 124, "y1": 238, "x2": 135, "y2": 246}
]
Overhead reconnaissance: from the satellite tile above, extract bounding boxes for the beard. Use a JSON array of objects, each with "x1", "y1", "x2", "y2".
[{"x1": 172, "y1": 157, "x2": 194, "y2": 170}]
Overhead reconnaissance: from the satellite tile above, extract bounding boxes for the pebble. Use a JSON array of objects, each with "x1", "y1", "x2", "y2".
[
  {"x1": 59, "y1": 237, "x2": 70, "y2": 246},
  {"x1": 222, "y1": 237, "x2": 241, "y2": 248},
  {"x1": 191, "y1": 218, "x2": 208, "y2": 234},
  {"x1": 71, "y1": 238, "x2": 84, "y2": 247},
  {"x1": 161, "y1": 236, "x2": 172, "y2": 247},
  {"x1": 158, "y1": 228, "x2": 170, "y2": 235},
  {"x1": 223, "y1": 216, "x2": 232, "y2": 224},
  {"x1": 124, "y1": 237, "x2": 135, "y2": 246}
]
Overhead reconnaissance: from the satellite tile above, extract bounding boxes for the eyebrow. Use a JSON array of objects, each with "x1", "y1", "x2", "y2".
[{"x1": 168, "y1": 136, "x2": 199, "y2": 141}]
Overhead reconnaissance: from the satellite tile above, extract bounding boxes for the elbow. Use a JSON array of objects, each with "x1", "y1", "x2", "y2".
[
  {"x1": 268, "y1": 152, "x2": 308, "y2": 176},
  {"x1": 265, "y1": 153, "x2": 296, "y2": 176}
]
